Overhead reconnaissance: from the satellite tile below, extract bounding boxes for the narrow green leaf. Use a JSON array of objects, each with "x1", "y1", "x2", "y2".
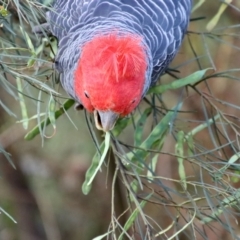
[
  {"x1": 0, "y1": 207, "x2": 17, "y2": 223},
  {"x1": 147, "y1": 154, "x2": 159, "y2": 182},
  {"x1": 185, "y1": 114, "x2": 220, "y2": 139},
  {"x1": 48, "y1": 95, "x2": 56, "y2": 130},
  {"x1": 206, "y1": 0, "x2": 231, "y2": 31},
  {"x1": 112, "y1": 117, "x2": 132, "y2": 136},
  {"x1": 134, "y1": 108, "x2": 151, "y2": 146},
  {"x1": 87, "y1": 132, "x2": 110, "y2": 185},
  {"x1": 192, "y1": 0, "x2": 205, "y2": 12},
  {"x1": 19, "y1": 26, "x2": 36, "y2": 67},
  {"x1": 82, "y1": 143, "x2": 106, "y2": 195},
  {"x1": 217, "y1": 152, "x2": 240, "y2": 179},
  {"x1": 24, "y1": 99, "x2": 75, "y2": 140},
  {"x1": 148, "y1": 68, "x2": 211, "y2": 94},
  {"x1": 82, "y1": 132, "x2": 110, "y2": 195},
  {"x1": 118, "y1": 197, "x2": 149, "y2": 240},
  {"x1": 82, "y1": 117, "x2": 131, "y2": 195},
  {"x1": 225, "y1": 152, "x2": 240, "y2": 166},
  {"x1": 186, "y1": 133, "x2": 193, "y2": 156},
  {"x1": 176, "y1": 131, "x2": 187, "y2": 190},
  {"x1": 167, "y1": 210, "x2": 196, "y2": 240},
  {"x1": 17, "y1": 113, "x2": 46, "y2": 123},
  {"x1": 201, "y1": 189, "x2": 240, "y2": 224},
  {"x1": 16, "y1": 77, "x2": 28, "y2": 130},
  {"x1": 126, "y1": 106, "x2": 179, "y2": 162},
  {"x1": 92, "y1": 231, "x2": 112, "y2": 240}
]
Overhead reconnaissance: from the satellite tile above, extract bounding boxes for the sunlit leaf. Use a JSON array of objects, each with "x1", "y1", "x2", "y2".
[
  {"x1": 25, "y1": 99, "x2": 75, "y2": 140},
  {"x1": 118, "y1": 195, "x2": 151, "y2": 240},
  {"x1": 176, "y1": 131, "x2": 187, "y2": 190},
  {"x1": 192, "y1": 0, "x2": 205, "y2": 13},
  {"x1": 92, "y1": 231, "x2": 112, "y2": 240},
  {"x1": 127, "y1": 104, "x2": 182, "y2": 163},
  {"x1": 148, "y1": 68, "x2": 211, "y2": 94},
  {"x1": 201, "y1": 189, "x2": 240, "y2": 224},
  {"x1": 206, "y1": 0, "x2": 232, "y2": 31},
  {"x1": 82, "y1": 132, "x2": 110, "y2": 195},
  {"x1": 134, "y1": 108, "x2": 151, "y2": 146},
  {"x1": 0, "y1": 207, "x2": 17, "y2": 224},
  {"x1": 16, "y1": 77, "x2": 28, "y2": 130},
  {"x1": 48, "y1": 95, "x2": 56, "y2": 130}
]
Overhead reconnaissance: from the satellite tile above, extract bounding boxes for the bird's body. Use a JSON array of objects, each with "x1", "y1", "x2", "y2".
[{"x1": 47, "y1": 0, "x2": 192, "y2": 131}]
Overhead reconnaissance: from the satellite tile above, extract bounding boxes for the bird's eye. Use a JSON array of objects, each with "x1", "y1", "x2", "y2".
[
  {"x1": 75, "y1": 103, "x2": 84, "y2": 111},
  {"x1": 84, "y1": 91, "x2": 90, "y2": 98}
]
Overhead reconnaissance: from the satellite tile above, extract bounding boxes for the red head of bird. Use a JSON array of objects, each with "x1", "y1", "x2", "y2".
[{"x1": 74, "y1": 33, "x2": 147, "y2": 131}]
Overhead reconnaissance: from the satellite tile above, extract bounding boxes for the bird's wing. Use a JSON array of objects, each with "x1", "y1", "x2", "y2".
[
  {"x1": 142, "y1": 0, "x2": 192, "y2": 85},
  {"x1": 47, "y1": 0, "x2": 86, "y2": 39}
]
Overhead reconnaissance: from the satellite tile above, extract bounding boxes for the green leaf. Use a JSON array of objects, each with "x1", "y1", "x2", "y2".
[
  {"x1": 82, "y1": 132, "x2": 111, "y2": 195},
  {"x1": 82, "y1": 117, "x2": 131, "y2": 195},
  {"x1": 87, "y1": 132, "x2": 110, "y2": 185},
  {"x1": 16, "y1": 77, "x2": 28, "y2": 130},
  {"x1": 231, "y1": 172, "x2": 240, "y2": 183},
  {"x1": 118, "y1": 196, "x2": 150, "y2": 240},
  {"x1": 148, "y1": 68, "x2": 211, "y2": 94},
  {"x1": 126, "y1": 105, "x2": 181, "y2": 163},
  {"x1": 92, "y1": 231, "x2": 113, "y2": 240},
  {"x1": 206, "y1": 0, "x2": 231, "y2": 31},
  {"x1": 201, "y1": 189, "x2": 240, "y2": 224},
  {"x1": 48, "y1": 95, "x2": 56, "y2": 130},
  {"x1": 20, "y1": 26, "x2": 36, "y2": 67},
  {"x1": 175, "y1": 131, "x2": 187, "y2": 190},
  {"x1": 134, "y1": 108, "x2": 152, "y2": 146},
  {"x1": 0, "y1": 6, "x2": 9, "y2": 17},
  {"x1": 25, "y1": 99, "x2": 75, "y2": 140},
  {"x1": 112, "y1": 117, "x2": 132, "y2": 136},
  {"x1": 0, "y1": 207, "x2": 17, "y2": 223},
  {"x1": 185, "y1": 114, "x2": 220, "y2": 139},
  {"x1": 147, "y1": 154, "x2": 159, "y2": 182},
  {"x1": 215, "y1": 152, "x2": 240, "y2": 180},
  {"x1": 192, "y1": 0, "x2": 206, "y2": 13}
]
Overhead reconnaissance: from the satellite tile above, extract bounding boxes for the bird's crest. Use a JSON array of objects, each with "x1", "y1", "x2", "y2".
[{"x1": 80, "y1": 33, "x2": 147, "y2": 83}]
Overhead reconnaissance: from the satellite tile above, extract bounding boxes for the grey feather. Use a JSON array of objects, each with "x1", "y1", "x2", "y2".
[{"x1": 47, "y1": 0, "x2": 192, "y2": 101}]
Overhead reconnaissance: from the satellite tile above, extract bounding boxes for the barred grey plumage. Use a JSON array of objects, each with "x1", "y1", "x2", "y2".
[{"x1": 47, "y1": 0, "x2": 192, "y2": 101}]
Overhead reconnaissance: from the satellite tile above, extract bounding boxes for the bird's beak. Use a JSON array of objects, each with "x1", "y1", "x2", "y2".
[{"x1": 94, "y1": 110, "x2": 119, "y2": 132}]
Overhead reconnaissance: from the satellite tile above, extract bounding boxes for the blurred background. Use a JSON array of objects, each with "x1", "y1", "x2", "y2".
[{"x1": 1, "y1": 0, "x2": 240, "y2": 239}]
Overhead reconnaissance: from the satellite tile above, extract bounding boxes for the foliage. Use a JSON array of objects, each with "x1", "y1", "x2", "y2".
[{"x1": 1, "y1": 0, "x2": 240, "y2": 240}]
